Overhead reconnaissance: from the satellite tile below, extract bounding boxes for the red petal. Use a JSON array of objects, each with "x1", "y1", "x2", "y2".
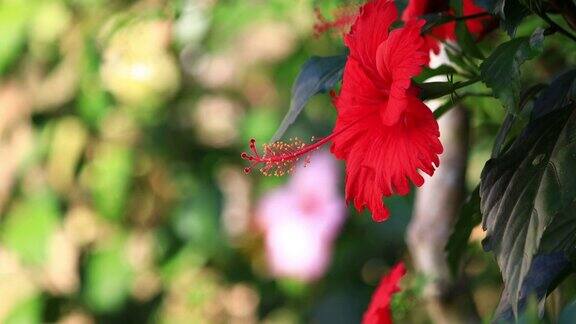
[
  {"x1": 362, "y1": 262, "x2": 407, "y2": 324},
  {"x1": 332, "y1": 93, "x2": 442, "y2": 222},
  {"x1": 345, "y1": 0, "x2": 398, "y2": 74},
  {"x1": 376, "y1": 19, "x2": 429, "y2": 125},
  {"x1": 333, "y1": 0, "x2": 442, "y2": 222}
]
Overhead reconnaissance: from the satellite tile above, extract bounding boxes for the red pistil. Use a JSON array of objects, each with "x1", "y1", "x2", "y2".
[{"x1": 241, "y1": 134, "x2": 336, "y2": 176}]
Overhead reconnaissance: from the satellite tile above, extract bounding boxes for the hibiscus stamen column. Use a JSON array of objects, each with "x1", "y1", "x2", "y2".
[{"x1": 241, "y1": 134, "x2": 336, "y2": 176}]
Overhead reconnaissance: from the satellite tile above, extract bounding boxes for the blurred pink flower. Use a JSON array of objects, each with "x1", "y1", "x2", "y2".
[{"x1": 256, "y1": 151, "x2": 346, "y2": 282}]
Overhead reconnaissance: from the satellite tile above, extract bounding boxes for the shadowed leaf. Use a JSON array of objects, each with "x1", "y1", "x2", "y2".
[
  {"x1": 480, "y1": 29, "x2": 544, "y2": 112},
  {"x1": 271, "y1": 55, "x2": 346, "y2": 142},
  {"x1": 480, "y1": 75, "x2": 576, "y2": 317},
  {"x1": 475, "y1": 0, "x2": 531, "y2": 36},
  {"x1": 446, "y1": 187, "x2": 482, "y2": 277}
]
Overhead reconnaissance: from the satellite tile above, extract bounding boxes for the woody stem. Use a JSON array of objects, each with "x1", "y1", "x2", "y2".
[{"x1": 408, "y1": 106, "x2": 480, "y2": 324}]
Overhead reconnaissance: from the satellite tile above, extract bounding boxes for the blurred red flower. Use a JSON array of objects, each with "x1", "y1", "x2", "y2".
[
  {"x1": 363, "y1": 262, "x2": 406, "y2": 324},
  {"x1": 331, "y1": 0, "x2": 442, "y2": 222}
]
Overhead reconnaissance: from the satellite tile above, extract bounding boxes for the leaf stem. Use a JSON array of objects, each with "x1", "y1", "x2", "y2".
[{"x1": 454, "y1": 12, "x2": 491, "y2": 22}]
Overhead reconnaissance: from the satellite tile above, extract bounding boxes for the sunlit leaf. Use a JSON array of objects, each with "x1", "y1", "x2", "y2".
[
  {"x1": 1, "y1": 192, "x2": 60, "y2": 265},
  {"x1": 4, "y1": 294, "x2": 43, "y2": 324},
  {"x1": 83, "y1": 235, "x2": 133, "y2": 313},
  {"x1": 0, "y1": 1, "x2": 32, "y2": 75},
  {"x1": 88, "y1": 143, "x2": 134, "y2": 221}
]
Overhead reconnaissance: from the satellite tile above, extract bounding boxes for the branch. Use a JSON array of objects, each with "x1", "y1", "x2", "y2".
[{"x1": 407, "y1": 106, "x2": 480, "y2": 324}]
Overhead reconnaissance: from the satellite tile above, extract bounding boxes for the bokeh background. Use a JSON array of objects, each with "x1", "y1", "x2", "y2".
[{"x1": 2, "y1": 0, "x2": 576, "y2": 323}]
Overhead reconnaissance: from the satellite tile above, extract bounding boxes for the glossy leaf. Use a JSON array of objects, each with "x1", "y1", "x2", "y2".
[
  {"x1": 480, "y1": 29, "x2": 544, "y2": 112},
  {"x1": 271, "y1": 55, "x2": 346, "y2": 142},
  {"x1": 495, "y1": 253, "x2": 572, "y2": 321},
  {"x1": 480, "y1": 100, "x2": 576, "y2": 316}
]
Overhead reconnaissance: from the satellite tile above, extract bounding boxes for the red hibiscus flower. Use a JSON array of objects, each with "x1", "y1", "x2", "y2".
[
  {"x1": 330, "y1": 0, "x2": 442, "y2": 222},
  {"x1": 363, "y1": 262, "x2": 407, "y2": 324},
  {"x1": 403, "y1": 0, "x2": 495, "y2": 53},
  {"x1": 242, "y1": 0, "x2": 442, "y2": 222}
]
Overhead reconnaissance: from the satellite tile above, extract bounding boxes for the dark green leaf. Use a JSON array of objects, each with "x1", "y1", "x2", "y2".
[
  {"x1": 559, "y1": 299, "x2": 576, "y2": 324},
  {"x1": 532, "y1": 69, "x2": 576, "y2": 119},
  {"x1": 456, "y1": 20, "x2": 484, "y2": 60},
  {"x1": 480, "y1": 29, "x2": 544, "y2": 112},
  {"x1": 446, "y1": 187, "x2": 482, "y2": 277},
  {"x1": 480, "y1": 102, "x2": 576, "y2": 316},
  {"x1": 452, "y1": 0, "x2": 484, "y2": 60},
  {"x1": 418, "y1": 78, "x2": 478, "y2": 101},
  {"x1": 475, "y1": 0, "x2": 531, "y2": 36},
  {"x1": 414, "y1": 65, "x2": 457, "y2": 83},
  {"x1": 495, "y1": 253, "x2": 571, "y2": 321},
  {"x1": 433, "y1": 98, "x2": 461, "y2": 119},
  {"x1": 491, "y1": 84, "x2": 545, "y2": 158},
  {"x1": 421, "y1": 13, "x2": 455, "y2": 35},
  {"x1": 271, "y1": 55, "x2": 345, "y2": 142}
]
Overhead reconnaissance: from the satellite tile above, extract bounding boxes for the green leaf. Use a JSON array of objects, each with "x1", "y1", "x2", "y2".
[
  {"x1": 0, "y1": 1, "x2": 33, "y2": 75},
  {"x1": 414, "y1": 65, "x2": 457, "y2": 83},
  {"x1": 446, "y1": 187, "x2": 482, "y2": 277},
  {"x1": 418, "y1": 78, "x2": 478, "y2": 101},
  {"x1": 83, "y1": 235, "x2": 133, "y2": 313},
  {"x1": 271, "y1": 55, "x2": 345, "y2": 142},
  {"x1": 76, "y1": 38, "x2": 112, "y2": 129},
  {"x1": 475, "y1": 0, "x2": 531, "y2": 36},
  {"x1": 88, "y1": 143, "x2": 134, "y2": 221},
  {"x1": 532, "y1": 69, "x2": 576, "y2": 119},
  {"x1": 490, "y1": 83, "x2": 545, "y2": 158},
  {"x1": 456, "y1": 20, "x2": 484, "y2": 60},
  {"x1": 480, "y1": 100, "x2": 576, "y2": 316},
  {"x1": 1, "y1": 192, "x2": 60, "y2": 265},
  {"x1": 480, "y1": 29, "x2": 544, "y2": 112},
  {"x1": 4, "y1": 294, "x2": 43, "y2": 324},
  {"x1": 452, "y1": 0, "x2": 484, "y2": 60}
]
